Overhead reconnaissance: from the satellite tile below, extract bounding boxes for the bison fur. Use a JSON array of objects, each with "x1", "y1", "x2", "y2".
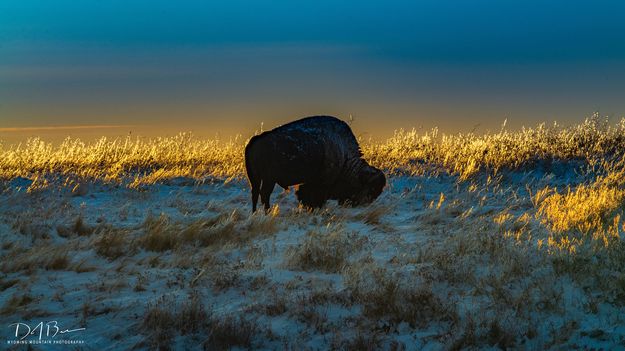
[{"x1": 244, "y1": 115, "x2": 385, "y2": 212}]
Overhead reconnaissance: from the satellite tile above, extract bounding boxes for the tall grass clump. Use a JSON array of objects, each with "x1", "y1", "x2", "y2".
[
  {"x1": 343, "y1": 263, "x2": 453, "y2": 328},
  {"x1": 535, "y1": 182, "x2": 625, "y2": 234},
  {"x1": 286, "y1": 224, "x2": 359, "y2": 273},
  {"x1": 533, "y1": 159, "x2": 625, "y2": 252},
  {"x1": 532, "y1": 164, "x2": 625, "y2": 299},
  {"x1": 142, "y1": 294, "x2": 210, "y2": 349}
]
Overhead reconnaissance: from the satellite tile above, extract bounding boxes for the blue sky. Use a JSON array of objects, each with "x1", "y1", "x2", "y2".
[{"x1": 1, "y1": 0, "x2": 624, "y2": 141}]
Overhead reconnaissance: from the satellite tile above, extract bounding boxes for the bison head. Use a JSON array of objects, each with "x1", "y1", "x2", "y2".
[
  {"x1": 295, "y1": 159, "x2": 385, "y2": 209},
  {"x1": 330, "y1": 161, "x2": 386, "y2": 206}
]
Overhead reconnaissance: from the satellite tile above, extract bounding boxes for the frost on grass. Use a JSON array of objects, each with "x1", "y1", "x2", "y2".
[
  {"x1": 344, "y1": 260, "x2": 454, "y2": 328},
  {"x1": 285, "y1": 224, "x2": 363, "y2": 273},
  {"x1": 1, "y1": 113, "x2": 623, "y2": 185},
  {"x1": 2, "y1": 116, "x2": 625, "y2": 349}
]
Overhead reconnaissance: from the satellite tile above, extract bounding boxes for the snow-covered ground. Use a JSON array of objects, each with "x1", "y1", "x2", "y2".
[{"x1": 1, "y1": 166, "x2": 625, "y2": 350}]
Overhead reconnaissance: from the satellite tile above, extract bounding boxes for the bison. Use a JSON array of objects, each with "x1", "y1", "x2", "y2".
[{"x1": 244, "y1": 115, "x2": 385, "y2": 212}]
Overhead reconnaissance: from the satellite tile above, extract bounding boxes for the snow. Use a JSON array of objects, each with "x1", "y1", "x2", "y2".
[{"x1": 1, "y1": 166, "x2": 624, "y2": 349}]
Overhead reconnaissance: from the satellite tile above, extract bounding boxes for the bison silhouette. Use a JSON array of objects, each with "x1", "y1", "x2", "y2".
[{"x1": 245, "y1": 116, "x2": 385, "y2": 212}]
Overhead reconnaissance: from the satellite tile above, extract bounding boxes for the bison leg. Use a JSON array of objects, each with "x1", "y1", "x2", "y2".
[
  {"x1": 260, "y1": 180, "x2": 275, "y2": 213},
  {"x1": 251, "y1": 179, "x2": 261, "y2": 212}
]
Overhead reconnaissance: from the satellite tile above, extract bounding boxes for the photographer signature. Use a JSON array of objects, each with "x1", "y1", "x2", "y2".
[{"x1": 8, "y1": 321, "x2": 86, "y2": 341}]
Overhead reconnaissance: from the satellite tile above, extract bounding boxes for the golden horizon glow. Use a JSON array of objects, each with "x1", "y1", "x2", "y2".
[{"x1": 0, "y1": 124, "x2": 136, "y2": 132}]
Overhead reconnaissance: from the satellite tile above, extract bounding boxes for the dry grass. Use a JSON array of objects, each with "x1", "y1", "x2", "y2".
[
  {"x1": 4, "y1": 115, "x2": 625, "y2": 348},
  {"x1": 138, "y1": 206, "x2": 281, "y2": 254},
  {"x1": 535, "y1": 180, "x2": 625, "y2": 234},
  {"x1": 2, "y1": 114, "x2": 624, "y2": 187},
  {"x1": 285, "y1": 225, "x2": 360, "y2": 273},
  {"x1": 344, "y1": 262, "x2": 453, "y2": 328},
  {"x1": 178, "y1": 213, "x2": 232, "y2": 245},
  {"x1": 142, "y1": 294, "x2": 210, "y2": 350},
  {"x1": 209, "y1": 263, "x2": 241, "y2": 292},
  {"x1": 0, "y1": 278, "x2": 20, "y2": 292},
  {"x1": 202, "y1": 315, "x2": 259, "y2": 351},
  {"x1": 57, "y1": 215, "x2": 94, "y2": 237},
  {"x1": 12, "y1": 215, "x2": 51, "y2": 239},
  {"x1": 363, "y1": 113, "x2": 625, "y2": 179},
  {"x1": 93, "y1": 225, "x2": 132, "y2": 260},
  {"x1": 1, "y1": 244, "x2": 72, "y2": 273},
  {"x1": 529, "y1": 168, "x2": 625, "y2": 293},
  {"x1": 354, "y1": 201, "x2": 396, "y2": 225},
  {"x1": 0, "y1": 133, "x2": 244, "y2": 187},
  {"x1": 0, "y1": 293, "x2": 35, "y2": 316},
  {"x1": 139, "y1": 213, "x2": 179, "y2": 252},
  {"x1": 330, "y1": 331, "x2": 383, "y2": 351}
]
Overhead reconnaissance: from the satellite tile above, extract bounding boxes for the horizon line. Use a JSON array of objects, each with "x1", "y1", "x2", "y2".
[{"x1": 0, "y1": 124, "x2": 137, "y2": 132}]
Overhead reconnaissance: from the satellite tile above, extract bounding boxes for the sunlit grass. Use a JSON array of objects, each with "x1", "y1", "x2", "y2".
[
  {"x1": 2, "y1": 113, "x2": 625, "y2": 262},
  {"x1": 4, "y1": 114, "x2": 625, "y2": 249},
  {"x1": 363, "y1": 113, "x2": 625, "y2": 179},
  {"x1": 535, "y1": 182, "x2": 625, "y2": 234},
  {"x1": 1, "y1": 113, "x2": 624, "y2": 186},
  {"x1": 0, "y1": 133, "x2": 245, "y2": 187}
]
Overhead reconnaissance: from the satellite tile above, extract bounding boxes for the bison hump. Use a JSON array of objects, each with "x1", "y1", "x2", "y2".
[{"x1": 274, "y1": 115, "x2": 361, "y2": 156}]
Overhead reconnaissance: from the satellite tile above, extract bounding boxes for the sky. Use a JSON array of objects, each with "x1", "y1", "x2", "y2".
[{"x1": 1, "y1": 0, "x2": 625, "y2": 143}]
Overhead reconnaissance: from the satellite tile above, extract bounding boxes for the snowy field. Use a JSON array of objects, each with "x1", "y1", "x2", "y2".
[{"x1": 2, "y1": 162, "x2": 625, "y2": 350}]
